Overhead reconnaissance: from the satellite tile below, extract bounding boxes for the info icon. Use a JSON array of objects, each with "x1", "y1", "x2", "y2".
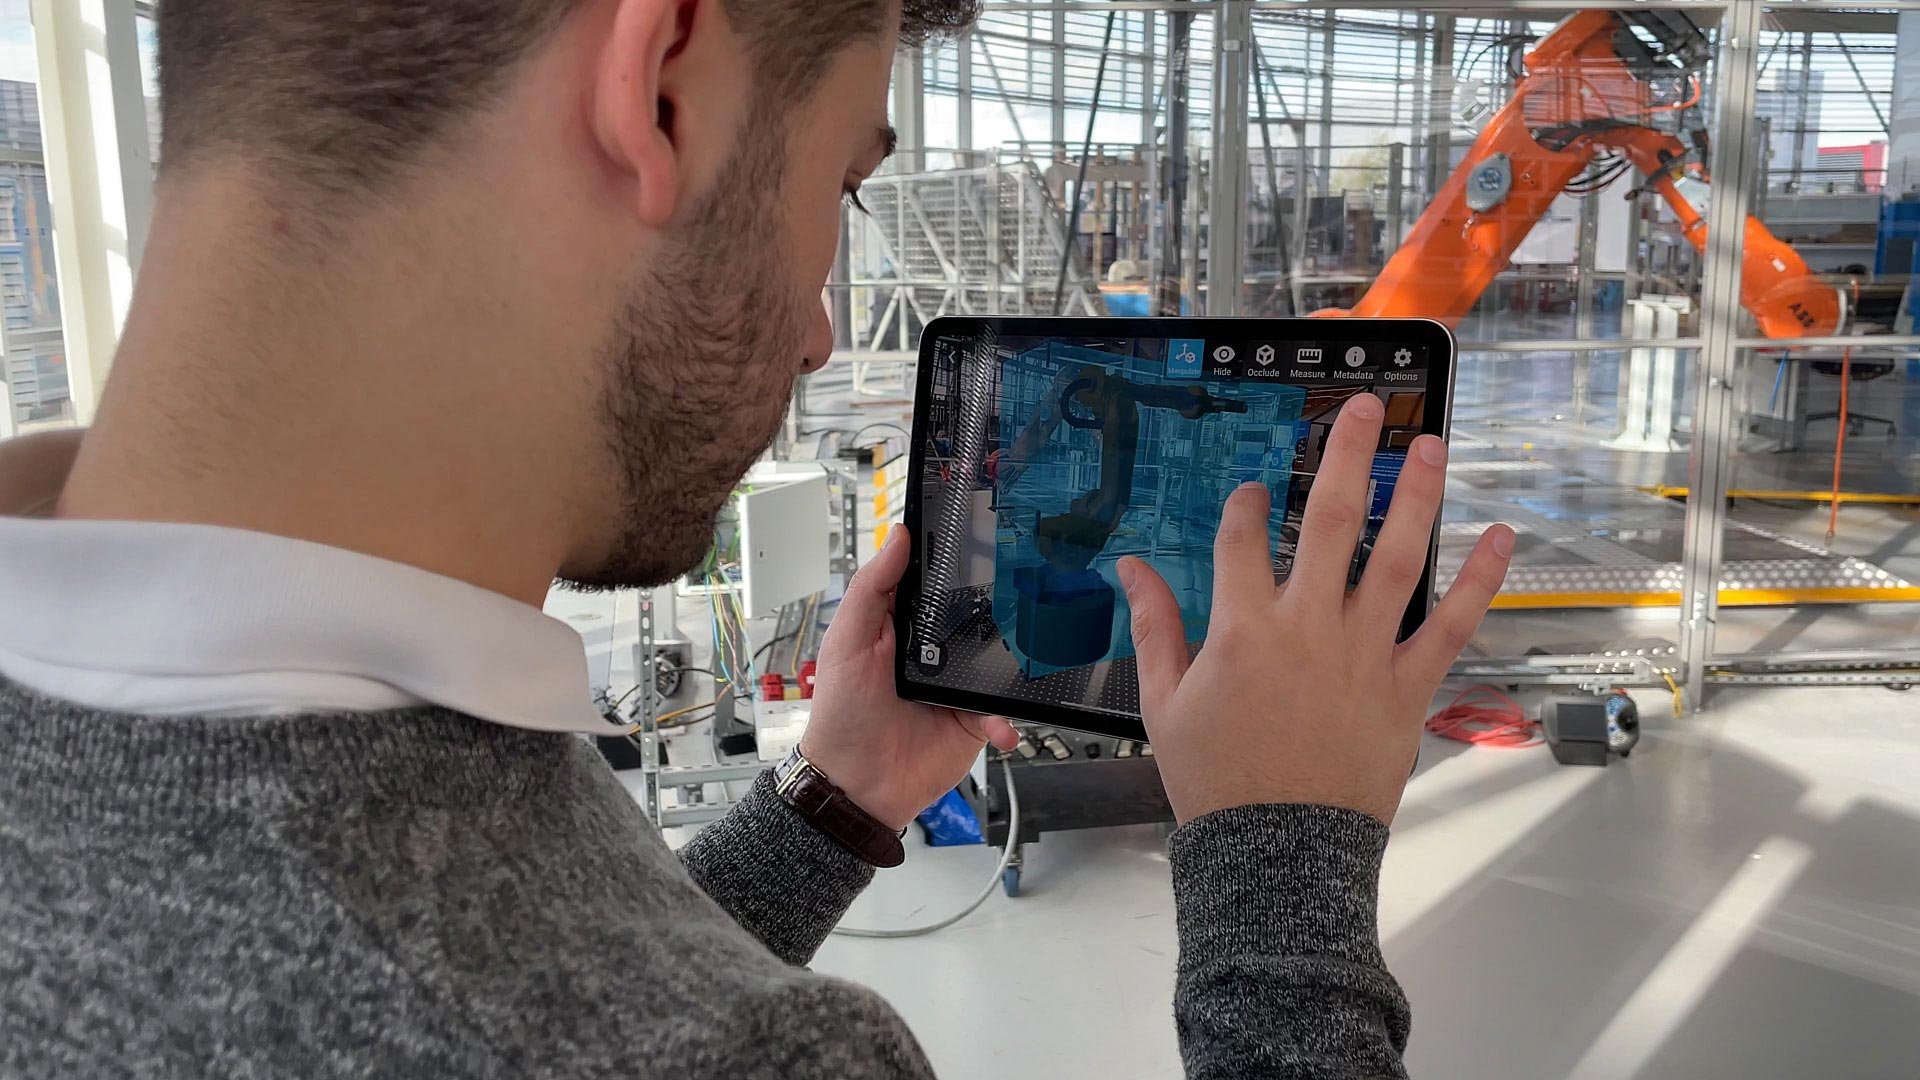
[{"x1": 1344, "y1": 346, "x2": 1368, "y2": 368}]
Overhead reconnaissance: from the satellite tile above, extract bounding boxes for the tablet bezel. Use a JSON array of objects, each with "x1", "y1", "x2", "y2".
[{"x1": 892, "y1": 316, "x2": 1458, "y2": 742}]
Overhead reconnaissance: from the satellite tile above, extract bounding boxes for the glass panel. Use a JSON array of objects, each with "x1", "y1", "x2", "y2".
[
  {"x1": 1241, "y1": 6, "x2": 1722, "y2": 333},
  {"x1": 0, "y1": 0, "x2": 71, "y2": 429},
  {"x1": 1712, "y1": 344, "x2": 1920, "y2": 658},
  {"x1": 1703, "y1": 7, "x2": 1920, "y2": 662},
  {"x1": 922, "y1": 92, "x2": 963, "y2": 169},
  {"x1": 1234, "y1": 6, "x2": 1741, "y2": 665},
  {"x1": 1746, "y1": 8, "x2": 1908, "y2": 339},
  {"x1": 1443, "y1": 345, "x2": 1696, "y2": 669}
]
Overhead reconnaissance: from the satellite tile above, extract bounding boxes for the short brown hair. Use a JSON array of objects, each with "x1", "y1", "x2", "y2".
[{"x1": 156, "y1": 0, "x2": 977, "y2": 192}]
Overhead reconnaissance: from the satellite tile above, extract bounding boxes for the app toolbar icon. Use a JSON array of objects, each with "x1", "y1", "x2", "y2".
[
  {"x1": 1344, "y1": 346, "x2": 1367, "y2": 368},
  {"x1": 1167, "y1": 338, "x2": 1204, "y2": 378},
  {"x1": 1392, "y1": 348, "x2": 1414, "y2": 367},
  {"x1": 1254, "y1": 344, "x2": 1276, "y2": 367},
  {"x1": 1296, "y1": 347, "x2": 1323, "y2": 364}
]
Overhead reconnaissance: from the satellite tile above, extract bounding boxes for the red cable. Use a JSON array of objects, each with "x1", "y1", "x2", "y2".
[
  {"x1": 1425, "y1": 685, "x2": 1541, "y2": 748},
  {"x1": 1828, "y1": 346, "x2": 1851, "y2": 545}
]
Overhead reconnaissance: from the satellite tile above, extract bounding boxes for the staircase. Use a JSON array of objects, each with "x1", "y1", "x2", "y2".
[
  {"x1": 847, "y1": 160, "x2": 1105, "y2": 350},
  {"x1": 2, "y1": 326, "x2": 66, "y2": 427}
]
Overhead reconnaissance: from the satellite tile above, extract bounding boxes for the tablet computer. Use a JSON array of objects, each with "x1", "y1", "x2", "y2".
[{"x1": 893, "y1": 316, "x2": 1455, "y2": 742}]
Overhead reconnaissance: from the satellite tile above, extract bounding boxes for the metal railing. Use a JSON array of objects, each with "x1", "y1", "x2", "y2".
[{"x1": 836, "y1": 158, "x2": 1106, "y2": 351}]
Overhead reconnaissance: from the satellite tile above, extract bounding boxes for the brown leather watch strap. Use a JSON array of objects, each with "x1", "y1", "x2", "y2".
[{"x1": 773, "y1": 748, "x2": 906, "y2": 868}]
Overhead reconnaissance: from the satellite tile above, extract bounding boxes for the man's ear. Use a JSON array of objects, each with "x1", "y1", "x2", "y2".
[{"x1": 591, "y1": 0, "x2": 689, "y2": 227}]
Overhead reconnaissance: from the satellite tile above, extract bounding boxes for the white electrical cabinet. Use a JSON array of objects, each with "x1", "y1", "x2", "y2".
[{"x1": 734, "y1": 462, "x2": 832, "y2": 619}]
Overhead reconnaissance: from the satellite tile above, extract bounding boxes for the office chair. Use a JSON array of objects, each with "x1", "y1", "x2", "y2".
[{"x1": 1807, "y1": 355, "x2": 1899, "y2": 437}]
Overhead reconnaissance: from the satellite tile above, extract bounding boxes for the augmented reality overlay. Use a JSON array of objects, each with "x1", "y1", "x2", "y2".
[{"x1": 908, "y1": 332, "x2": 1433, "y2": 717}]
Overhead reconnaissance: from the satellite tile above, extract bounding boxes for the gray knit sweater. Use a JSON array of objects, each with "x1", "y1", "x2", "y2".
[{"x1": 0, "y1": 679, "x2": 1409, "y2": 1078}]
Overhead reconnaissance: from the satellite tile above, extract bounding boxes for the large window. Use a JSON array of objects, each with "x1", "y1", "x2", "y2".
[
  {"x1": 0, "y1": 0, "x2": 69, "y2": 429},
  {"x1": 138, "y1": 4, "x2": 158, "y2": 166}
]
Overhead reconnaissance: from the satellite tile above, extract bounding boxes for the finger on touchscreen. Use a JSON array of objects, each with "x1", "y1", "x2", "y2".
[
  {"x1": 1351, "y1": 433, "x2": 1446, "y2": 635},
  {"x1": 1290, "y1": 394, "x2": 1384, "y2": 604},
  {"x1": 1211, "y1": 482, "x2": 1276, "y2": 618}
]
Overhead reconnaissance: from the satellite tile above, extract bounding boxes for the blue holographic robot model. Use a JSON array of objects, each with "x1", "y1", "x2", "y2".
[{"x1": 992, "y1": 343, "x2": 1308, "y2": 677}]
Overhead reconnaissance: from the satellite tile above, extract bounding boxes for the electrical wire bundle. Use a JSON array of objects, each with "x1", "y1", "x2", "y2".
[
  {"x1": 635, "y1": 576, "x2": 750, "y2": 730},
  {"x1": 654, "y1": 684, "x2": 728, "y2": 730},
  {"x1": 748, "y1": 591, "x2": 837, "y2": 678},
  {"x1": 1458, "y1": 29, "x2": 1539, "y2": 83},
  {"x1": 1564, "y1": 153, "x2": 1634, "y2": 195},
  {"x1": 615, "y1": 579, "x2": 839, "y2": 734},
  {"x1": 808, "y1": 422, "x2": 912, "y2": 461},
  {"x1": 1424, "y1": 685, "x2": 1542, "y2": 748},
  {"x1": 705, "y1": 566, "x2": 751, "y2": 681}
]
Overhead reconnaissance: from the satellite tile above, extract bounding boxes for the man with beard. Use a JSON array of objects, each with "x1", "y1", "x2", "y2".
[{"x1": 0, "y1": 1, "x2": 1514, "y2": 1077}]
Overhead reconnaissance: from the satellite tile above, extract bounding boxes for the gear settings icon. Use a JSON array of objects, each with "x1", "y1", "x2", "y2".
[{"x1": 1391, "y1": 348, "x2": 1414, "y2": 367}]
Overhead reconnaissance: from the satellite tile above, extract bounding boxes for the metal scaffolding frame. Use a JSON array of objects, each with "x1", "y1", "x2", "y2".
[{"x1": 1677, "y1": 0, "x2": 1765, "y2": 709}]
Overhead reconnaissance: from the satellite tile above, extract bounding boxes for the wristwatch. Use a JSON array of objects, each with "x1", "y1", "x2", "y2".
[{"x1": 773, "y1": 747, "x2": 906, "y2": 868}]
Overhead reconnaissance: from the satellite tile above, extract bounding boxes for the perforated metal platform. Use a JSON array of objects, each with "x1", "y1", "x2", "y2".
[
  {"x1": 1437, "y1": 464, "x2": 1920, "y2": 609},
  {"x1": 912, "y1": 583, "x2": 1145, "y2": 715}
]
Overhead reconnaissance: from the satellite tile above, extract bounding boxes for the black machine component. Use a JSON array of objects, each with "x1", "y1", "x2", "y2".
[
  {"x1": 1543, "y1": 697, "x2": 1610, "y2": 766},
  {"x1": 650, "y1": 639, "x2": 694, "y2": 699},
  {"x1": 595, "y1": 733, "x2": 650, "y2": 771},
  {"x1": 1605, "y1": 691, "x2": 1642, "y2": 755},
  {"x1": 1543, "y1": 691, "x2": 1640, "y2": 766},
  {"x1": 1615, "y1": 11, "x2": 1713, "y2": 80},
  {"x1": 973, "y1": 729, "x2": 1175, "y2": 897}
]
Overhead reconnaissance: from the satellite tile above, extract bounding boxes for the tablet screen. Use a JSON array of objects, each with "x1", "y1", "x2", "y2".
[{"x1": 901, "y1": 320, "x2": 1446, "y2": 724}]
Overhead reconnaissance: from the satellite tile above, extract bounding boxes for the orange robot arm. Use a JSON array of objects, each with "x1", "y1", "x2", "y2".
[
  {"x1": 1318, "y1": 11, "x2": 1845, "y2": 338},
  {"x1": 1606, "y1": 131, "x2": 1846, "y2": 338}
]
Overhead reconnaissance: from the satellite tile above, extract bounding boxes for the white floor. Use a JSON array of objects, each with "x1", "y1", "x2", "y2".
[{"x1": 810, "y1": 686, "x2": 1920, "y2": 1080}]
